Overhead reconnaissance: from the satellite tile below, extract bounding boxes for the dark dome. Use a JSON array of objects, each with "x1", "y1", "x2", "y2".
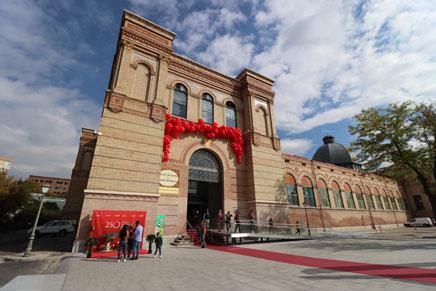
[{"x1": 312, "y1": 136, "x2": 352, "y2": 165}]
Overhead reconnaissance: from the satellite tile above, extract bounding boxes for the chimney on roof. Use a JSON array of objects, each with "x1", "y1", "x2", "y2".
[{"x1": 323, "y1": 135, "x2": 335, "y2": 144}]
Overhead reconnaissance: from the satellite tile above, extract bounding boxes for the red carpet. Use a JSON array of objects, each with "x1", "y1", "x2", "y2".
[{"x1": 209, "y1": 245, "x2": 436, "y2": 284}]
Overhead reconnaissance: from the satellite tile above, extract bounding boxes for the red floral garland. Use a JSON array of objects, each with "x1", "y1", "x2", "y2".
[{"x1": 162, "y1": 114, "x2": 244, "y2": 163}]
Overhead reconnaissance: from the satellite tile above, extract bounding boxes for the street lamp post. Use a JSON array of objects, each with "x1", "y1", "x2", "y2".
[
  {"x1": 303, "y1": 201, "x2": 311, "y2": 237},
  {"x1": 24, "y1": 185, "x2": 49, "y2": 257}
]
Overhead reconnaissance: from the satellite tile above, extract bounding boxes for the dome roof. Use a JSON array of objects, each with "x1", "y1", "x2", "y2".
[{"x1": 312, "y1": 136, "x2": 352, "y2": 165}]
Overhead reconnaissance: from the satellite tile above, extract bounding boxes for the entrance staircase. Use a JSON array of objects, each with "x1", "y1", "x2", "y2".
[{"x1": 171, "y1": 221, "x2": 199, "y2": 246}]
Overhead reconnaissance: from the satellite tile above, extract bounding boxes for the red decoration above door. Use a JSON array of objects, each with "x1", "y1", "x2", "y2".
[{"x1": 162, "y1": 114, "x2": 244, "y2": 163}]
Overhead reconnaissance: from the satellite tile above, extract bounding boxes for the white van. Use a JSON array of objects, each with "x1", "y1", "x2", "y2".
[{"x1": 404, "y1": 217, "x2": 433, "y2": 227}]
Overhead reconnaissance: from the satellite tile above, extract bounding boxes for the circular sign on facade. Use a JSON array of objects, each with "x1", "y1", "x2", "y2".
[{"x1": 159, "y1": 170, "x2": 179, "y2": 187}]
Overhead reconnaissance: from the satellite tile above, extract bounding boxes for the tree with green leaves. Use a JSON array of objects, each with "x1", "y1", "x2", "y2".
[
  {"x1": 349, "y1": 101, "x2": 436, "y2": 216},
  {"x1": 0, "y1": 172, "x2": 41, "y2": 229}
]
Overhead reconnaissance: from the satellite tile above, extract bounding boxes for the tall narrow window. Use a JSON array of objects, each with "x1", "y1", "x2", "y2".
[
  {"x1": 332, "y1": 181, "x2": 344, "y2": 208},
  {"x1": 364, "y1": 187, "x2": 374, "y2": 209},
  {"x1": 344, "y1": 183, "x2": 355, "y2": 209},
  {"x1": 375, "y1": 195, "x2": 383, "y2": 210},
  {"x1": 172, "y1": 83, "x2": 188, "y2": 118},
  {"x1": 390, "y1": 197, "x2": 398, "y2": 210},
  {"x1": 366, "y1": 194, "x2": 375, "y2": 209},
  {"x1": 302, "y1": 176, "x2": 316, "y2": 207},
  {"x1": 354, "y1": 186, "x2": 366, "y2": 209},
  {"x1": 201, "y1": 93, "x2": 214, "y2": 124},
  {"x1": 317, "y1": 179, "x2": 330, "y2": 208},
  {"x1": 284, "y1": 174, "x2": 299, "y2": 206},
  {"x1": 225, "y1": 101, "x2": 237, "y2": 128},
  {"x1": 384, "y1": 196, "x2": 391, "y2": 210}
]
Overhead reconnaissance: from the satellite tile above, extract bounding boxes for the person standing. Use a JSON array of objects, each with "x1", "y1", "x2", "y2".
[
  {"x1": 127, "y1": 225, "x2": 134, "y2": 259},
  {"x1": 225, "y1": 211, "x2": 232, "y2": 232},
  {"x1": 203, "y1": 209, "x2": 210, "y2": 229},
  {"x1": 117, "y1": 224, "x2": 128, "y2": 262},
  {"x1": 268, "y1": 217, "x2": 273, "y2": 234},
  {"x1": 217, "y1": 209, "x2": 224, "y2": 231},
  {"x1": 198, "y1": 220, "x2": 207, "y2": 248},
  {"x1": 146, "y1": 233, "x2": 156, "y2": 254},
  {"x1": 234, "y1": 210, "x2": 240, "y2": 233},
  {"x1": 248, "y1": 210, "x2": 256, "y2": 233},
  {"x1": 153, "y1": 232, "x2": 163, "y2": 258},
  {"x1": 132, "y1": 220, "x2": 143, "y2": 260},
  {"x1": 295, "y1": 220, "x2": 301, "y2": 235}
]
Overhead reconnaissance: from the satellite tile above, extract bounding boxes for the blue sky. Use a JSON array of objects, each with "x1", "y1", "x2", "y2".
[{"x1": 1, "y1": 0, "x2": 435, "y2": 178}]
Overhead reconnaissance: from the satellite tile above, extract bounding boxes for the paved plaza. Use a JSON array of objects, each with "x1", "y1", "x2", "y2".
[{"x1": 61, "y1": 236, "x2": 436, "y2": 291}]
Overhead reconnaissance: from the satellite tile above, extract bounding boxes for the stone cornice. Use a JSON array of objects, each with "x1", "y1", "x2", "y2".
[
  {"x1": 121, "y1": 29, "x2": 172, "y2": 54},
  {"x1": 168, "y1": 57, "x2": 241, "y2": 97}
]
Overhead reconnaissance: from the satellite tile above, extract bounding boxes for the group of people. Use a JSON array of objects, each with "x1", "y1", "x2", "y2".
[{"x1": 117, "y1": 220, "x2": 163, "y2": 262}]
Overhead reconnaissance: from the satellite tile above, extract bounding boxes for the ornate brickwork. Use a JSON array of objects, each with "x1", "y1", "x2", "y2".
[{"x1": 105, "y1": 91, "x2": 126, "y2": 113}]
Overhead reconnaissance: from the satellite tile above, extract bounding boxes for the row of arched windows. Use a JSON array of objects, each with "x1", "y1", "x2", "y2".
[
  {"x1": 283, "y1": 173, "x2": 405, "y2": 211},
  {"x1": 171, "y1": 83, "x2": 237, "y2": 127}
]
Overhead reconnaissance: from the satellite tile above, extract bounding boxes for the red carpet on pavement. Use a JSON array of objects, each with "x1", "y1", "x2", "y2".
[{"x1": 209, "y1": 245, "x2": 436, "y2": 284}]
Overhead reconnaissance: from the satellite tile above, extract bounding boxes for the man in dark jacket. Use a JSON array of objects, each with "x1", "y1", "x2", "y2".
[{"x1": 153, "y1": 232, "x2": 163, "y2": 258}]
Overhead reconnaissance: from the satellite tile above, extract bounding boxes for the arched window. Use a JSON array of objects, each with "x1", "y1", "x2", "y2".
[
  {"x1": 172, "y1": 83, "x2": 188, "y2": 118},
  {"x1": 364, "y1": 186, "x2": 375, "y2": 209},
  {"x1": 354, "y1": 185, "x2": 366, "y2": 209},
  {"x1": 332, "y1": 181, "x2": 344, "y2": 208},
  {"x1": 344, "y1": 183, "x2": 355, "y2": 209},
  {"x1": 302, "y1": 176, "x2": 316, "y2": 207},
  {"x1": 254, "y1": 106, "x2": 268, "y2": 136},
  {"x1": 201, "y1": 93, "x2": 214, "y2": 124},
  {"x1": 284, "y1": 174, "x2": 299, "y2": 206},
  {"x1": 225, "y1": 101, "x2": 237, "y2": 128},
  {"x1": 374, "y1": 188, "x2": 383, "y2": 210},
  {"x1": 381, "y1": 189, "x2": 391, "y2": 210},
  {"x1": 317, "y1": 179, "x2": 330, "y2": 208}
]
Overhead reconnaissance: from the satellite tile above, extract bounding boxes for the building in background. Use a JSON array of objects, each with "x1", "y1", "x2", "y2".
[
  {"x1": 400, "y1": 177, "x2": 434, "y2": 218},
  {"x1": 0, "y1": 156, "x2": 13, "y2": 173},
  {"x1": 28, "y1": 175, "x2": 71, "y2": 196},
  {"x1": 64, "y1": 10, "x2": 408, "y2": 247}
]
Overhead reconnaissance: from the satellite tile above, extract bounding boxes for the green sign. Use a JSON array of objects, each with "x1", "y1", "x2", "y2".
[
  {"x1": 156, "y1": 214, "x2": 166, "y2": 227},
  {"x1": 155, "y1": 215, "x2": 166, "y2": 238}
]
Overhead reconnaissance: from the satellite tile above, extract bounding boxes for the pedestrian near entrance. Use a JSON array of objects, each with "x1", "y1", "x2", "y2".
[
  {"x1": 234, "y1": 210, "x2": 240, "y2": 233},
  {"x1": 248, "y1": 210, "x2": 256, "y2": 233},
  {"x1": 217, "y1": 209, "x2": 224, "y2": 231},
  {"x1": 132, "y1": 220, "x2": 143, "y2": 260},
  {"x1": 295, "y1": 220, "x2": 301, "y2": 235},
  {"x1": 153, "y1": 232, "x2": 163, "y2": 258},
  {"x1": 225, "y1": 211, "x2": 232, "y2": 232},
  {"x1": 198, "y1": 220, "x2": 207, "y2": 248},
  {"x1": 127, "y1": 225, "x2": 134, "y2": 259},
  {"x1": 268, "y1": 217, "x2": 273, "y2": 234},
  {"x1": 117, "y1": 224, "x2": 128, "y2": 262},
  {"x1": 146, "y1": 233, "x2": 156, "y2": 254},
  {"x1": 203, "y1": 209, "x2": 210, "y2": 229}
]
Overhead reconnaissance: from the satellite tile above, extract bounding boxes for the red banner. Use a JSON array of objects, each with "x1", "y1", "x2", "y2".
[{"x1": 91, "y1": 210, "x2": 147, "y2": 238}]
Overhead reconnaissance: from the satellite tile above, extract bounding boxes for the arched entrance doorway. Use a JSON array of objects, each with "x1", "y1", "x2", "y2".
[{"x1": 187, "y1": 149, "x2": 223, "y2": 225}]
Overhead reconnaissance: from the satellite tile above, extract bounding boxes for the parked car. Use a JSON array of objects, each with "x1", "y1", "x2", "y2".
[
  {"x1": 28, "y1": 220, "x2": 76, "y2": 236},
  {"x1": 432, "y1": 218, "x2": 436, "y2": 226},
  {"x1": 404, "y1": 217, "x2": 433, "y2": 227}
]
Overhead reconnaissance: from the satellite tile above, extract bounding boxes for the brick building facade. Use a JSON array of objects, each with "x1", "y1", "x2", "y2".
[
  {"x1": 64, "y1": 11, "x2": 408, "y2": 246},
  {"x1": 28, "y1": 175, "x2": 70, "y2": 196}
]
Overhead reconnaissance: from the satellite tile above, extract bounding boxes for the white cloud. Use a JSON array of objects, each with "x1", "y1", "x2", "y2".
[
  {"x1": 252, "y1": 0, "x2": 436, "y2": 133},
  {"x1": 198, "y1": 34, "x2": 254, "y2": 76},
  {"x1": 280, "y1": 138, "x2": 312, "y2": 156},
  {"x1": 0, "y1": 0, "x2": 100, "y2": 178}
]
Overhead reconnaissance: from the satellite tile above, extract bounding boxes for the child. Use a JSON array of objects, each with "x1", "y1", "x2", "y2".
[{"x1": 153, "y1": 232, "x2": 163, "y2": 258}]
